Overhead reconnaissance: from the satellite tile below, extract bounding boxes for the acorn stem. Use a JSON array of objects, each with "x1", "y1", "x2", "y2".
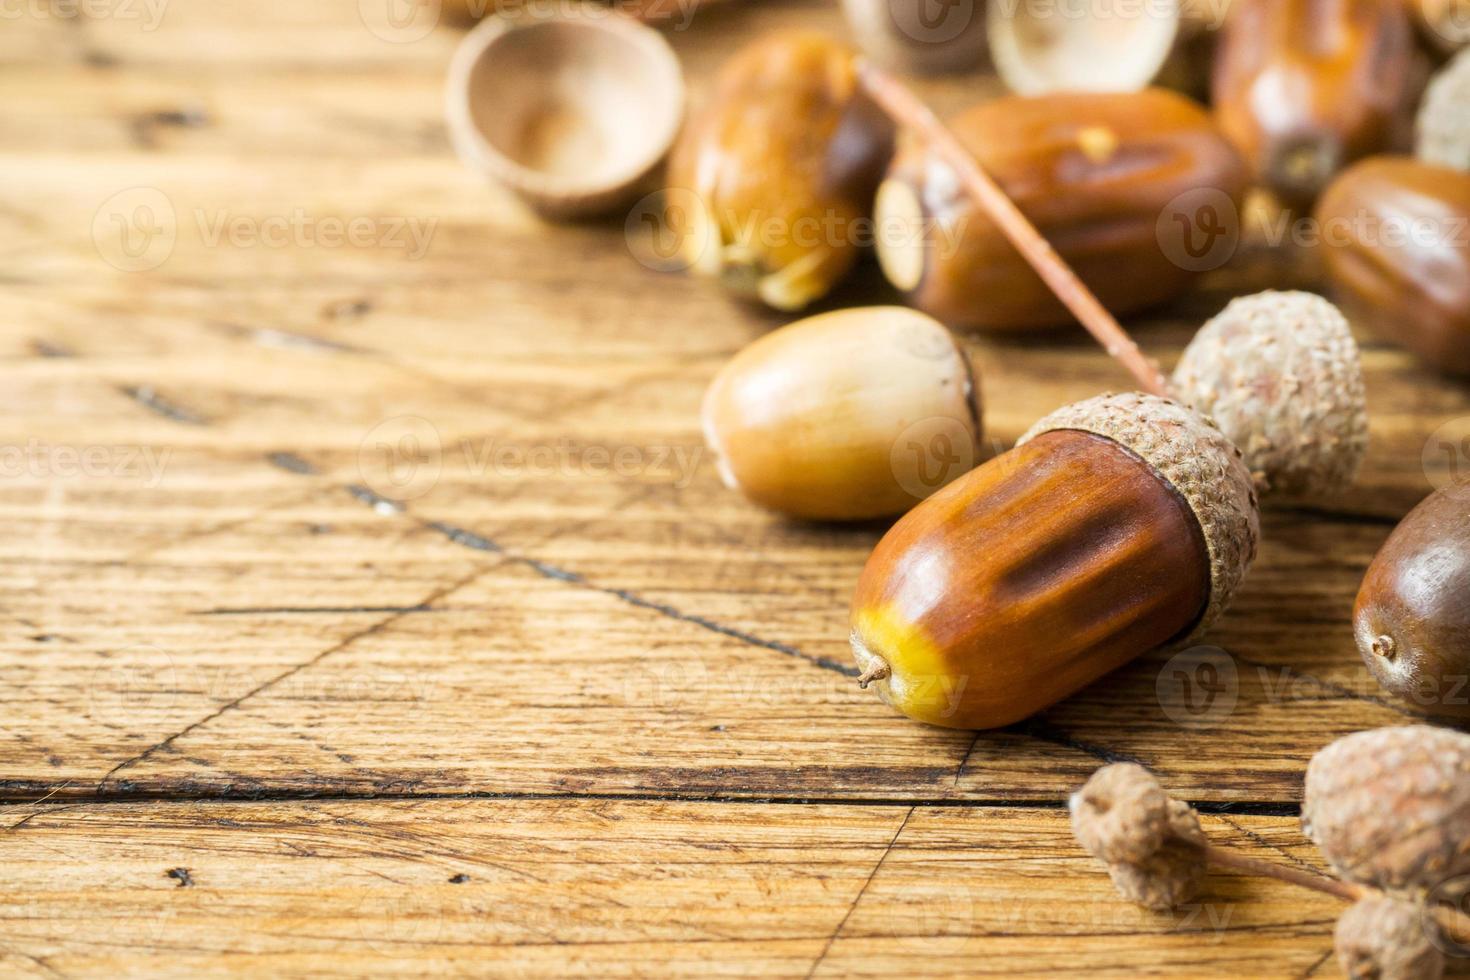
[
  {"x1": 856, "y1": 663, "x2": 891, "y2": 689},
  {"x1": 854, "y1": 60, "x2": 1174, "y2": 400},
  {"x1": 1203, "y1": 844, "x2": 1362, "y2": 902},
  {"x1": 1203, "y1": 843, "x2": 1470, "y2": 944}
]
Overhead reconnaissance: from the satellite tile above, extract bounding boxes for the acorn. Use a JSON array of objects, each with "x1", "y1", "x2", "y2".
[
  {"x1": 1211, "y1": 0, "x2": 1422, "y2": 209},
  {"x1": 850, "y1": 392, "x2": 1258, "y2": 729},
  {"x1": 665, "y1": 32, "x2": 895, "y2": 311},
  {"x1": 1417, "y1": 48, "x2": 1470, "y2": 173},
  {"x1": 1171, "y1": 291, "x2": 1369, "y2": 500},
  {"x1": 1353, "y1": 482, "x2": 1470, "y2": 718},
  {"x1": 873, "y1": 88, "x2": 1248, "y2": 332},
  {"x1": 702, "y1": 307, "x2": 982, "y2": 521},
  {"x1": 1315, "y1": 156, "x2": 1470, "y2": 376}
]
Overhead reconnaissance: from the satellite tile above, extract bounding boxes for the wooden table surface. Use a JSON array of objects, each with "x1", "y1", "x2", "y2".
[{"x1": 4, "y1": 1, "x2": 1469, "y2": 976}]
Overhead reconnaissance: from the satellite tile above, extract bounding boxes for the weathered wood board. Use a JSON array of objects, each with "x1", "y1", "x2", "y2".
[{"x1": 2, "y1": 0, "x2": 1468, "y2": 976}]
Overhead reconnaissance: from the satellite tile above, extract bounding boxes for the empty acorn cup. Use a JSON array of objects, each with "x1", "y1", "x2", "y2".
[
  {"x1": 446, "y1": 12, "x2": 685, "y2": 218},
  {"x1": 987, "y1": 0, "x2": 1182, "y2": 94}
]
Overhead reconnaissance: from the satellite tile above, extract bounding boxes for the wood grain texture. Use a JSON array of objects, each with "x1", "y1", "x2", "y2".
[
  {"x1": 3, "y1": 0, "x2": 1470, "y2": 976},
  {"x1": 1, "y1": 800, "x2": 1351, "y2": 978}
]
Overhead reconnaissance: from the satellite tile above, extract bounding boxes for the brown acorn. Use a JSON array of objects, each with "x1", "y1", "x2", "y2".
[
  {"x1": 1315, "y1": 156, "x2": 1470, "y2": 376},
  {"x1": 1211, "y1": 0, "x2": 1422, "y2": 209},
  {"x1": 1353, "y1": 482, "x2": 1470, "y2": 718},
  {"x1": 850, "y1": 393, "x2": 1258, "y2": 729},
  {"x1": 873, "y1": 89, "x2": 1248, "y2": 332},
  {"x1": 665, "y1": 31, "x2": 895, "y2": 311}
]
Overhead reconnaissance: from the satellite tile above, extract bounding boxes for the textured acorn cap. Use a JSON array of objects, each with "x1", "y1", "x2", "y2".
[
  {"x1": 1172, "y1": 291, "x2": 1368, "y2": 500},
  {"x1": 1335, "y1": 896, "x2": 1446, "y2": 980},
  {"x1": 1302, "y1": 725, "x2": 1470, "y2": 892},
  {"x1": 1418, "y1": 49, "x2": 1470, "y2": 172},
  {"x1": 1021, "y1": 392, "x2": 1260, "y2": 638}
]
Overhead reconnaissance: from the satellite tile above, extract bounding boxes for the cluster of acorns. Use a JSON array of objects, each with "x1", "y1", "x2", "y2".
[
  {"x1": 673, "y1": 28, "x2": 1470, "y2": 367},
  {"x1": 683, "y1": 22, "x2": 1470, "y2": 729},
  {"x1": 1071, "y1": 727, "x2": 1470, "y2": 979}
]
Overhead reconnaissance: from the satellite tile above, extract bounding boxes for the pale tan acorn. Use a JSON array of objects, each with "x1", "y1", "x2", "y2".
[
  {"x1": 1418, "y1": 49, "x2": 1470, "y2": 172},
  {"x1": 703, "y1": 307, "x2": 982, "y2": 521},
  {"x1": 1302, "y1": 726, "x2": 1470, "y2": 892},
  {"x1": 1171, "y1": 291, "x2": 1369, "y2": 500}
]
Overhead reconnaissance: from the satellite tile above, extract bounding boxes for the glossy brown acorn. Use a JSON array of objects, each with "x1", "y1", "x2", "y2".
[
  {"x1": 873, "y1": 89, "x2": 1249, "y2": 332},
  {"x1": 1211, "y1": 0, "x2": 1422, "y2": 209},
  {"x1": 1354, "y1": 482, "x2": 1470, "y2": 718},
  {"x1": 1315, "y1": 156, "x2": 1470, "y2": 376},
  {"x1": 851, "y1": 393, "x2": 1259, "y2": 730},
  {"x1": 665, "y1": 31, "x2": 895, "y2": 311}
]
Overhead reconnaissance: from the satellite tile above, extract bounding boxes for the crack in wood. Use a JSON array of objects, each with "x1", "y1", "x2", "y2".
[
  {"x1": 118, "y1": 384, "x2": 207, "y2": 425},
  {"x1": 804, "y1": 806, "x2": 914, "y2": 979},
  {"x1": 195, "y1": 604, "x2": 434, "y2": 615},
  {"x1": 92, "y1": 565, "x2": 492, "y2": 794},
  {"x1": 0, "y1": 785, "x2": 1305, "y2": 813},
  {"x1": 1297, "y1": 946, "x2": 1334, "y2": 978},
  {"x1": 266, "y1": 451, "x2": 317, "y2": 475},
  {"x1": 337, "y1": 485, "x2": 859, "y2": 677}
]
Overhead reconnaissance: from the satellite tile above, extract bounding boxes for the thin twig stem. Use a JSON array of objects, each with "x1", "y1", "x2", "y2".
[
  {"x1": 855, "y1": 60, "x2": 1173, "y2": 399},
  {"x1": 1205, "y1": 844, "x2": 1470, "y2": 944},
  {"x1": 1204, "y1": 844, "x2": 1362, "y2": 902}
]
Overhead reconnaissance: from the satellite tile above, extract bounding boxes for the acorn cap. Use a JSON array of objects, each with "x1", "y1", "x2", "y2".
[
  {"x1": 1302, "y1": 725, "x2": 1470, "y2": 892},
  {"x1": 1021, "y1": 392, "x2": 1260, "y2": 638},
  {"x1": 1171, "y1": 290, "x2": 1368, "y2": 500},
  {"x1": 1335, "y1": 896, "x2": 1446, "y2": 980},
  {"x1": 1418, "y1": 48, "x2": 1470, "y2": 173}
]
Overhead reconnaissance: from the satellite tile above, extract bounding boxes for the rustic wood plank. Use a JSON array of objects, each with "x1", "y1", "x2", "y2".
[
  {"x1": 0, "y1": 800, "x2": 1350, "y2": 979},
  {"x1": 4, "y1": 0, "x2": 1470, "y2": 974}
]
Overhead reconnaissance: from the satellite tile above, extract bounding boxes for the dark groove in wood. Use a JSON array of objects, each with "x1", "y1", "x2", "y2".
[{"x1": 0, "y1": 786, "x2": 1303, "y2": 816}]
